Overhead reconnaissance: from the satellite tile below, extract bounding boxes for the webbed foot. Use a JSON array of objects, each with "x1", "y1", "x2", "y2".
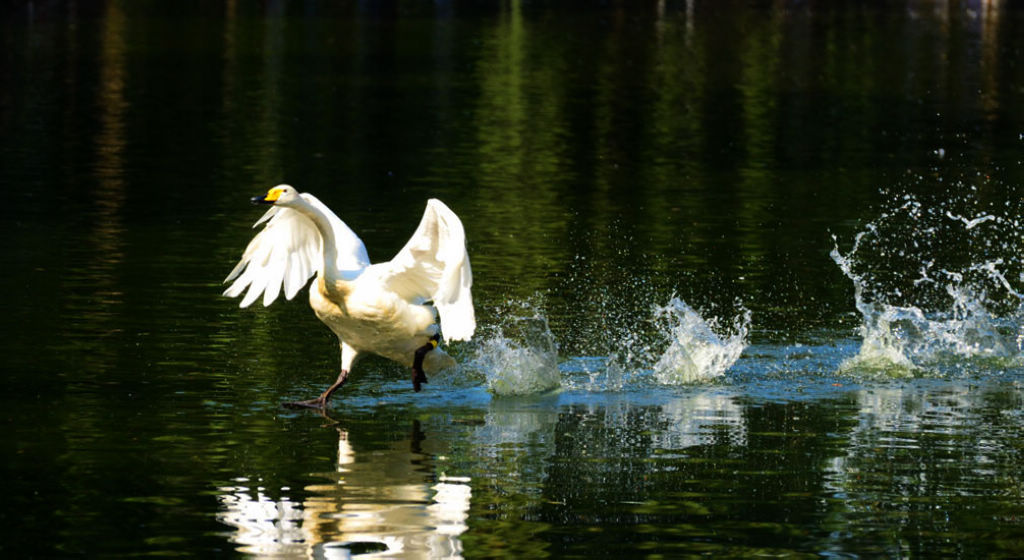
[
  {"x1": 283, "y1": 397, "x2": 327, "y2": 409},
  {"x1": 283, "y1": 369, "x2": 349, "y2": 410},
  {"x1": 412, "y1": 367, "x2": 428, "y2": 392}
]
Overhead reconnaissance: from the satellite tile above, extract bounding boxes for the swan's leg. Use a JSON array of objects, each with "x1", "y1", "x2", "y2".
[
  {"x1": 284, "y1": 342, "x2": 359, "y2": 409},
  {"x1": 411, "y1": 334, "x2": 441, "y2": 392},
  {"x1": 285, "y1": 369, "x2": 349, "y2": 409}
]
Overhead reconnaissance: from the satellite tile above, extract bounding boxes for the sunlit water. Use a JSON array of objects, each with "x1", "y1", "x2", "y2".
[{"x1": 4, "y1": 2, "x2": 1024, "y2": 559}]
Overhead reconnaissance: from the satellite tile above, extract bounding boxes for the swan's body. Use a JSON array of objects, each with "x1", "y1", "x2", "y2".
[{"x1": 223, "y1": 185, "x2": 475, "y2": 407}]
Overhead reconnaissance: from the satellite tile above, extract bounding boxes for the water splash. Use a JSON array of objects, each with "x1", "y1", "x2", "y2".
[
  {"x1": 651, "y1": 297, "x2": 751, "y2": 384},
  {"x1": 471, "y1": 295, "x2": 750, "y2": 395},
  {"x1": 472, "y1": 303, "x2": 561, "y2": 396},
  {"x1": 832, "y1": 191, "x2": 1024, "y2": 374}
]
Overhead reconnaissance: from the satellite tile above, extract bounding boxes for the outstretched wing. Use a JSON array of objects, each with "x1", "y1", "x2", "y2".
[
  {"x1": 377, "y1": 199, "x2": 476, "y2": 341},
  {"x1": 223, "y1": 194, "x2": 369, "y2": 308}
]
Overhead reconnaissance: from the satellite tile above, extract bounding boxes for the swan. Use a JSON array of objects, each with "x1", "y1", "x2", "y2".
[{"x1": 223, "y1": 185, "x2": 475, "y2": 409}]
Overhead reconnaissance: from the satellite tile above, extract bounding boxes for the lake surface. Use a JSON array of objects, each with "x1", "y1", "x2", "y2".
[{"x1": 4, "y1": 1, "x2": 1024, "y2": 557}]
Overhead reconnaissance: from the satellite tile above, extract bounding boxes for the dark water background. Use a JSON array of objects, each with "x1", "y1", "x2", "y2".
[{"x1": 3, "y1": 1, "x2": 1024, "y2": 557}]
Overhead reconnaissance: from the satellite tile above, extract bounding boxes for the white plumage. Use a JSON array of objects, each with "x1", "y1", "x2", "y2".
[{"x1": 223, "y1": 185, "x2": 475, "y2": 408}]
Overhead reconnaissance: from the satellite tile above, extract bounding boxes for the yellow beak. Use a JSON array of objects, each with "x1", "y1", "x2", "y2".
[{"x1": 252, "y1": 187, "x2": 284, "y2": 205}]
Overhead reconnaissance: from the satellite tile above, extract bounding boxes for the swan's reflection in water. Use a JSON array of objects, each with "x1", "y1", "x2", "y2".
[
  {"x1": 215, "y1": 389, "x2": 750, "y2": 557},
  {"x1": 217, "y1": 422, "x2": 470, "y2": 559}
]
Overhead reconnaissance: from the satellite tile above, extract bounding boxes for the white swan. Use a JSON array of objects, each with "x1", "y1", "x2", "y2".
[{"x1": 223, "y1": 185, "x2": 475, "y2": 408}]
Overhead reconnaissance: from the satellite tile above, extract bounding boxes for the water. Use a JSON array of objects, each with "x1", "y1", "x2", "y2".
[{"x1": 4, "y1": 1, "x2": 1024, "y2": 558}]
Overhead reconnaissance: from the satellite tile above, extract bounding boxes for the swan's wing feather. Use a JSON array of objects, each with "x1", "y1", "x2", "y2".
[
  {"x1": 283, "y1": 253, "x2": 306, "y2": 300},
  {"x1": 380, "y1": 199, "x2": 475, "y2": 341},
  {"x1": 224, "y1": 194, "x2": 370, "y2": 308},
  {"x1": 223, "y1": 206, "x2": 279, "y2": 286},
  {"x1": 223, "y1": 205, "x2": 323, "y2": 308}
]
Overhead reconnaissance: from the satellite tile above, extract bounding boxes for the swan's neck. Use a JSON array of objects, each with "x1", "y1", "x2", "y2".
[{"x1": 290, "y1": 197, "x2": 351, "y2": 295}]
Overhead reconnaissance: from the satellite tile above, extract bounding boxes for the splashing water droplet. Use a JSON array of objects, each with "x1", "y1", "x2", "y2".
[
  {"x1": 832, "y1": 190, "x2": 1024, "y2": 375},
  {"x1": 651, "y1": 297, "x2": 751, "y2": 384},
  {"x1": 471, "y1": 303, "x2": 561, "y2": 396},
  {"x1": 469, "y1": 294, "x2": 751, "y2": 394}
]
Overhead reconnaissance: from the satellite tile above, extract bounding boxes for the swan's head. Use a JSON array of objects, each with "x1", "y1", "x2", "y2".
[{"x1": 252, "y1": 184, "x2": 301, "y2": 206}]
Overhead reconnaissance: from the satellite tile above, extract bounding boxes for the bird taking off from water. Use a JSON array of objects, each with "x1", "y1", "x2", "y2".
[{"x1": 223, "y1": 185, "x2": 475, "y2": 409}]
